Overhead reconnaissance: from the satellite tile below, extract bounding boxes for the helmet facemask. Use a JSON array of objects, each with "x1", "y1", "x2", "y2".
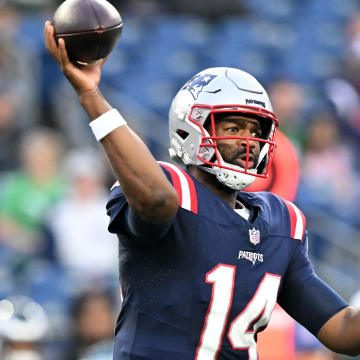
[{"x1": 188, "y1": 105, "x2": 277, "y2": 190}]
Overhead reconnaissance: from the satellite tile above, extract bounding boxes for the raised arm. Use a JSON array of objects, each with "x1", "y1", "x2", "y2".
[
  {"x1": 44, "y1": 21, "x2": 178, "y2": 225},
  {"x1": 317, "y1": 306, "x2": 360, "y2": 356}
]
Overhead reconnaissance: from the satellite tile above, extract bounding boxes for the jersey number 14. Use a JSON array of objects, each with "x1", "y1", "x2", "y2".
[{"x1": 196, "y1": 264, "x2": 281, "y2": 360}]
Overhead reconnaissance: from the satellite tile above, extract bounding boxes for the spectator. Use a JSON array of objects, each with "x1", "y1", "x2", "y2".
[
  {"x1": 0, "y1": 4, "x2": 41, "y2": 129},
  {"x1": 0, "y1": 127, "x2": 66, "y2": 255},
  {"x1": 0, "y1": 85, "x2": 22, "y2": 172},
  {"x1": 301, "y1": 112, "x2": 360, "y2": 224},
  {"x1": 65, "y1": 290, "x2": 117, "y2": 360},
  {"x1": 268, "y1": 79, "x2": 306, "y2": 153},
  {"x1": 0, "y1": 5, "x2": 20, "y2": 83},
  {"x1": 324, "y1": 12, "x2": 360, "y2": 155},
  {"x1": 46, "y1": 148, "x2": 118, "y2": 281}
]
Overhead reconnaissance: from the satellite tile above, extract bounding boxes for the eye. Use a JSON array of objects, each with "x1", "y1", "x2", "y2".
[
  {"x1": 226, "y1": 127, "x2": 239, "y2": 133},
  {"x1": 251, "y1": 131, "x2": 262, "y2": 138}
]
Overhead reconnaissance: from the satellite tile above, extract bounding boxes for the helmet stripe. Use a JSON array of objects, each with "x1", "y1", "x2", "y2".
[
  {"x1": 284, "y1": 200, "x2": 306, "y2": 241},
  {"x1": 158, "y1": 162, "x2": 198, "y2": 214}
]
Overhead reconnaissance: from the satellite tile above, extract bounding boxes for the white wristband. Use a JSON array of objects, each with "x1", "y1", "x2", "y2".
[{"x1": 89, "y1": 109, "x2": 127, "y2": 141}]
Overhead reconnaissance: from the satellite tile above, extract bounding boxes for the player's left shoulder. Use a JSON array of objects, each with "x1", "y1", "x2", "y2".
[{"x1": 254, "y1": 191, "x2": 307, "y2": 242}]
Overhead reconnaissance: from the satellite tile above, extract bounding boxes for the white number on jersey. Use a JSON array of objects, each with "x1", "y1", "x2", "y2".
[{"x1": 196, "y1": 264, "x2": 281, "y2": 360}]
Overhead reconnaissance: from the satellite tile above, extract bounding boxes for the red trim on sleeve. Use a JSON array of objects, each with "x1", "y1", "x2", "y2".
[
  {"x1": 284, "y1": 201, "x2": 298, "y2": 240},
  {"x1": 158, "y1": 162, "x2": 183, "y2": 206},
  {"x1": 176, "y1": 167, "x2": 198, "y2": 214},
  {"x1": 300, "y1": 210, "x2": 306, "y2": 240},
  {"x1": 158, "y1": 162, "x2": 198, "y2": 214}
]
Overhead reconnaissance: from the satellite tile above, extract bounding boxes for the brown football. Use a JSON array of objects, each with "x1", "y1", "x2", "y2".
[{"x1": 52, "y1": 0, "x2": 123, "y2": 65}]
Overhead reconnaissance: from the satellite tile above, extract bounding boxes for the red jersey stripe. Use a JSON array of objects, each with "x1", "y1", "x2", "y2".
[
  {"x1": 158, "y1": 162, "x2": 198, "y2": 214},
  {"x1": 158, "y1": 162, "x2": 183, "y2": 208}
]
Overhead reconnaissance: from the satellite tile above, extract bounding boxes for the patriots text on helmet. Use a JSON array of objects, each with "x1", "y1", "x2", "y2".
[{"x1": 245, "y1": 98, "x2": 266, "y2": 108}]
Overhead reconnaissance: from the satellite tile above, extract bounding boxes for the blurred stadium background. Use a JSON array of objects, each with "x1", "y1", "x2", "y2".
[{"x1": 0, "y1": 0, "x2": 360, "y2": 359}]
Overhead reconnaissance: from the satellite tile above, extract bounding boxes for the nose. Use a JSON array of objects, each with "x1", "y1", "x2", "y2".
[{"x1": 238, "y1": 129, "x2": 257, "y2": 150}]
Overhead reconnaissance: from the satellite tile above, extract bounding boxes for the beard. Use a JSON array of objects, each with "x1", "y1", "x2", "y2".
[{"x1": 217, "y1": 143, "x2": 260, "y2": 170}]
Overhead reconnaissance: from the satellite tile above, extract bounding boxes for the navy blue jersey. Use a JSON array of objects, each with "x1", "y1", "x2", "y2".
[{"x1": 107, "y1": 162, "x2": 347, "y2": 360}]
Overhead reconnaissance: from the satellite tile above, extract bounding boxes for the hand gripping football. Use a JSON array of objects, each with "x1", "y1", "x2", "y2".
[{"x1": 52, "y1": 0, "x2": 123, "y2": 65}]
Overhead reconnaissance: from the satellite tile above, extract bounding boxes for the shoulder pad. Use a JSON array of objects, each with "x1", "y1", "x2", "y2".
[{"x1": 251, "y1": 192, "x2": 306, "y2": 242}]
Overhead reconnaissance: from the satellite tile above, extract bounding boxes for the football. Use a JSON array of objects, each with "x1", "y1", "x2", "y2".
[{"x1": 52, "y1": 0, "x2": 123, "y2": 65}]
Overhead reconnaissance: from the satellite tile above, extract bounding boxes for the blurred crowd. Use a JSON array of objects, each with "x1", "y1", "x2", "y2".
[{"x1": 0, "y1": 0, "x2": 360, "y2": 359}]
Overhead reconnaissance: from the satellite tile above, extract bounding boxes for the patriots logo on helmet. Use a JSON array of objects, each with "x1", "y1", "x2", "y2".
[{"x1": 182, "y1": 74, "x2": 218, "y2": 100}]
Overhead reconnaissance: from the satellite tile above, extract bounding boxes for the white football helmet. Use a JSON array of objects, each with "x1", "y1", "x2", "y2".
[{"x1": 169, "y1": 67, "x2": 278, "y2": 190}]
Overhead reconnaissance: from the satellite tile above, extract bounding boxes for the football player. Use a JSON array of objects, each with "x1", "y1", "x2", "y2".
[{"x1": 44, "y1": 22, "x2": 360, "y2": 359}]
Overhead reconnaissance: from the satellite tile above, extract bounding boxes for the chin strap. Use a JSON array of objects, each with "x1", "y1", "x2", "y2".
[
  {"x1": 200, "y1": 162, "x2": 256, "y2": 190},
  {"x1": 215, "y1": 166, "x2": 255, "y2": 190}
]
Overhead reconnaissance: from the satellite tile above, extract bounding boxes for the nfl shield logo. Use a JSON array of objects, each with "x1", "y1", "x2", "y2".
[{"x1": 249, "y1": 228, "x2": 260, "y2": 245}]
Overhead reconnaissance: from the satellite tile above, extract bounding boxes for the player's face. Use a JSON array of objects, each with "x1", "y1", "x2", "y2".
[{"x1": 211, "y1": 115, "x2": 262, "y2": 170}]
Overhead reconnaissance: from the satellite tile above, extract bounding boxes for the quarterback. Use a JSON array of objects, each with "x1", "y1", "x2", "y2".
[{"x1": 44, "y1": 21, "x2": 360, "y2": 359}]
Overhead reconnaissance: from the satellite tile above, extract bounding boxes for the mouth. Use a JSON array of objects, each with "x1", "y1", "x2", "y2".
[{"x1": 235, "y1": 153, "x2": 255, "y2": 169}]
